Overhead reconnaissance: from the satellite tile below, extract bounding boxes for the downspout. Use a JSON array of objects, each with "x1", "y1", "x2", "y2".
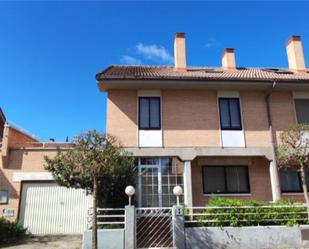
[{"x1": 265, "y1": 81, "x2": 281, "y2": 202}]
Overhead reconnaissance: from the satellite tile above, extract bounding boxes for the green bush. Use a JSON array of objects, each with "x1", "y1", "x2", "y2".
[
  {"x1": 0, "y1": 217, "x2": 27, "y2": 243},
  {"x1": 187, "y1": 198, "x2": 309, "y2": 227}
]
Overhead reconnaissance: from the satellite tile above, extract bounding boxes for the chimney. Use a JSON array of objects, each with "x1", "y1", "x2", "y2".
[
  {"x1": 174, "y1": 32, "x2": 187, "y2": 71},
  {"x1": 222, "y1": 48, "x2": 236, "y2": 70},
  {"x1": 286, "y1": 35, "x2": 306, "y2": 72}
]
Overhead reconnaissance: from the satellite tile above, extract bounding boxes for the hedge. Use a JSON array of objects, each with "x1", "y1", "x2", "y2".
[
  {"x1": 0, "y1": 218, "x2": 27, "y2": 243},
  {"x1": 187, "y1": 198, "x2": 309, "y2": 227}
]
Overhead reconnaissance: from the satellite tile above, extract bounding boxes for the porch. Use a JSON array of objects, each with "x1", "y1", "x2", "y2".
[{"x1": 135, "y1": 155, "x2": 280, "y2": 208}]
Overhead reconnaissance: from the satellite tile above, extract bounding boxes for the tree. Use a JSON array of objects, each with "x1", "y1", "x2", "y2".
[
  {"x1": 44, "y1": 131, "x2": 136, "y2": 249},
  {"x1": 277, "y1": 124, "x2": 309, "y2": 217}
]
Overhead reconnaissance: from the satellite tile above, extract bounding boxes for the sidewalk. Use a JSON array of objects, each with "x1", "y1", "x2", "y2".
[{"x1": 1, "y1": 235, "x2": 82, "y2": 249}]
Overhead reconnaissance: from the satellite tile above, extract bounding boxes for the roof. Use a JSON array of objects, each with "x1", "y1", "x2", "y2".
[{"x1": 96, "y1": 65, "x2": 309, "y2": 82}]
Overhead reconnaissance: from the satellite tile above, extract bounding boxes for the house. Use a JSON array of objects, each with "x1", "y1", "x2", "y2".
[
  {"x1": 0, "y1": 108, "x2": 6, "y2": 141},
  {"x1": 0, "y1": 115, "x2": 92, "y2": 234},
  {"x1": 96, "y1": 33, "x2": 309, "y2": 208}
]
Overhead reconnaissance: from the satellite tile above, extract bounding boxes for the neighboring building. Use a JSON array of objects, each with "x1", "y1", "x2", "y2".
[
  {"x1": 0, "y1": 108, "x2": 6, "y2": 141},
  {"x1": 96, "y1": 33, "x2": 309, "y2": 207},
  {"x1": 0, "y1": 118, "x2": 91, "y2": 234}
]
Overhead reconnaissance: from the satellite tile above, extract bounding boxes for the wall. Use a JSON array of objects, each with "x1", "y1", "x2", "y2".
[
  {"x1": 106, "y1": 90, "x2": 137, "y2": 147},
  {"x1": 106, "y1": 89, "x2": 283, "y2": 148},
  {"x1": 269, "y1": 91, "x2": 296, "y2": 145},
  {"x1": 162, "y1": 90, "x2": 220, "y2": 147},
  {"x1": 7, "y1": 127, "x2": 39, "y2": 148},
  {"x1": 0, "y1": 149, "x2": 59, "y2": 220},
  {"x1": 0, "y1": 125, "x2": 72, "y2": 221},
  {"x1": 83, "y1": 229, "x2": 124, "y2": 249},
  {"x1": 185, "y1": 226, "x2": 309, "y2": 249},
  {"x1": 191, "y1": 156, "x2": 273, "y2": 206},
  {"x1": 241, "y1": 91, "x2": 271, "y2": 147}
]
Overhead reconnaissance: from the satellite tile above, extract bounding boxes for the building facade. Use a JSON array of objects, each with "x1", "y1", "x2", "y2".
[
  {"x1": 0, "y1": 121, "x2": 91, "y2": 233},
  {"x1": 97, "y1": 33, "x2": 309, "y2": 207}
]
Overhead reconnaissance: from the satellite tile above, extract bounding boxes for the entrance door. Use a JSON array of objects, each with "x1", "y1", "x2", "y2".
[
  {"x1": 138, "y1": 165, "x2": 162, "y2": 207},
  {"x1": 138, "y1": 157, "x2": 184, "y2": 207}
]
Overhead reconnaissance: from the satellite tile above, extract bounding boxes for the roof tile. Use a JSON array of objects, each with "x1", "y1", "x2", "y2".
[{"x1": 96, "y1": 65, "x2": 309, "y2": 82}]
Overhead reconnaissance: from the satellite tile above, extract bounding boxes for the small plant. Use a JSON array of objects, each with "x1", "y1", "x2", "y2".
[
  {"x1": 191, "y1": 198, "x2": 308, "y2": 227},
  {"x1": 0, "y1": 217, "x2": 27, "y2": 243}
]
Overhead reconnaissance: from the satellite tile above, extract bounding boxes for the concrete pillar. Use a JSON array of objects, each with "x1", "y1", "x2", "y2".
[
  {"x1": 183, "y1": 160, "x2": 193, "y2": 207},
  {"x1": 172, "y1": 205, "x2": 185, "y2": 249},
  {"x1": 269, "y1": 160, "x2": 281, "y2": 202},
  {"x1": 124, "y1": 205, "x2": 135, "y2": 249}
]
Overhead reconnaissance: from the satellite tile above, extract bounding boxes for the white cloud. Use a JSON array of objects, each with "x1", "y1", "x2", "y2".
[
  {"x1": 205, "y1": 37, "x2": 218, "y2": 48},
  {"x1": 136, "y1": 43, "x2": 173, "y2": 64},
  {"x1": 120, "y1": 55, "x2": 142, "y2": 65}
]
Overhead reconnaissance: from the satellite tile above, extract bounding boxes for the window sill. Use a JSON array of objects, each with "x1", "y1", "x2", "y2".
[
  {"x1": 203, "y1": 193, "x2": 251, "y2": 197},
  {"x1": 282, "y1": 192, "x2": 304, "y2": 196}
]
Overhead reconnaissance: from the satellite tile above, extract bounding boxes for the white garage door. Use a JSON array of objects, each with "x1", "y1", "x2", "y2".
[{"x1": 19, "y1": 182, "x2": 92, "y2": 234}]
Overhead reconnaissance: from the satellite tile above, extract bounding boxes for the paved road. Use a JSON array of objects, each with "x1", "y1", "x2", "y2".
[{"x1": 1, "y1": 235, "x2": 82, "y2": 249}]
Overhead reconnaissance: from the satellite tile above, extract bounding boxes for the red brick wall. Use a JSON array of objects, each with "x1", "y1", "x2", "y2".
[
  {"x1": 106, "y1": 90, "x2": 138, "y2": 147},
  {"x1": 162, "y1": 90, "x2": 220, "y2": 147},
  {"x1": 191, "y1": 157, "x2": 273, "y2": 206}
]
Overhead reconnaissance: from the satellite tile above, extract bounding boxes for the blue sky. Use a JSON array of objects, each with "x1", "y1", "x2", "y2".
[{"x1": 0, "y1": 1, "x2": 309, "y2": 141}]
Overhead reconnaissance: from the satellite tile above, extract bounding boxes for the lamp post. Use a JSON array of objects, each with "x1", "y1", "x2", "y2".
[
  {"x1": 173, "y1": 185, "x2": 183, "y2": 206},
  {"x1": 125, "y1": 185, "x2": 135, "y2": 206}
]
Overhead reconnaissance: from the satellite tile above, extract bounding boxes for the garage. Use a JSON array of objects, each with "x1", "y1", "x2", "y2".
[{"x1": 19, "y1": 182, "x2": 92, "y2": 234}]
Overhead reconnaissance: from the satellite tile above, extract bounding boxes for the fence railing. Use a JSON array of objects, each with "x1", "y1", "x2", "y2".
[
  {"x1": 87, "y1": 208, "x2": 125, "y2": 229},
  {"x1": 184, "y1": 205, "x2": 309, "y2": 227}
]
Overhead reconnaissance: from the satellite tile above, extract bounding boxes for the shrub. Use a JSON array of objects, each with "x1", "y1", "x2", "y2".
[
  {"x1": 189, "y1": 198, "x2": 309, "y2": 227},
  {"x1": 0, "y1": 217, "x2": 27, "y2": 243}
]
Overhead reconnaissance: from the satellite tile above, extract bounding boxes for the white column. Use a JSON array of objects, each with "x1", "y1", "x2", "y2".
[
  {"x1": 183, "y1": 161, "x2": 193, "y2": 207},
  {"x1": 269, "y1": 160, "x2": 281, "y2": 202}
]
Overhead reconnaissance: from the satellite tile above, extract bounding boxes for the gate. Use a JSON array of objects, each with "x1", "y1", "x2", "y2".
[{"x1": 136, "y1": 207, "x2": 174, "y2": 249}]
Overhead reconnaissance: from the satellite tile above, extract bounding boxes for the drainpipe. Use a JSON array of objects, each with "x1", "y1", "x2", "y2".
[{"x1": 265, "y1": 81, "x2": 281, "y2": 202}]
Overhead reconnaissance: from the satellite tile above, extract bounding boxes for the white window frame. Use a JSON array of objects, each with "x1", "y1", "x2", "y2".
[
  {"x1": 137, "y1": 157, "x2": 183, "y2": 207},
  {"x1": 217, "y1": 91, "x2": 245, "y2": 147},
  {"x1": 0, "y1": 189, "x2": 9, "y2": 204},
  {"x1": 137, "y1": 90, "x2": 163, "y2": 147}
]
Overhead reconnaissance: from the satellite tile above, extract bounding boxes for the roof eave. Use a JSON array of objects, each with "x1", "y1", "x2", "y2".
[{"x1": 98, "y1": 78, "x2": 309, "y2": 91}]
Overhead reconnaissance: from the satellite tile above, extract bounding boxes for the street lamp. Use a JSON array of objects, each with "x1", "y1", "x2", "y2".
[
  {"x1": 173, "y1": 185, "x2": 183, "y2": 206},
  {"x1": 125, "y1": 185, "x2": 135, "y2": 206}
]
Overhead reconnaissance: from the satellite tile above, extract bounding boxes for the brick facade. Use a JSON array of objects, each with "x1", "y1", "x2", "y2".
[
  {"x1": 0, "y1": 126, "x2": 71, "y2": 220},
  {"x1": 106, "y1": 88, "x2": 307, "y2": 203},
  {"x1": 163, "y1": 90, "x2": 220, "y2": 147},
  {"x1": 106, "y1": 89, "x2": 296, "y2": 148},
  {"x1": 106, "y1": 89, "x2": 137, "y2": 147},
  {"x1": 191, "y1": 157, "x2": 273, "y2": 206}
]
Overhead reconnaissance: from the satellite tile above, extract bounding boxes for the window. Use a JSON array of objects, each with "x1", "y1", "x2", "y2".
[
  {"x1": 139, "y1": 97, "x2": 161, "y2": 130},
  {"x1": 0, "y1": 190, "x2": 9, "y2": 204},
  {"x1": 138, "y1": 157, "x2": 184, "y2": 207},
  {"x1": 202, "y1": 166, "x2": 250, "y2": 194},
  {"x1": 219, "y1": 98, "x2": 242, "y2": 130},
  {"x1": 295, "y1": 99, "x2": 309, "y2": 124},
  {"x1": 280, "y1": 169, "x2": 309, "y2": 193}
]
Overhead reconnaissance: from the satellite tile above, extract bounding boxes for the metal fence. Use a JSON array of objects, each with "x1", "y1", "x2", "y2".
[
  {"x1": 184, "y1": 205, "x2": 309, "y2": 227},
  {"x1": 87, "y1": 208, "x2": 125, "y2": 229},
  {"x1": 136, "y1": 207, "x2": 174, "y2": 249}
]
